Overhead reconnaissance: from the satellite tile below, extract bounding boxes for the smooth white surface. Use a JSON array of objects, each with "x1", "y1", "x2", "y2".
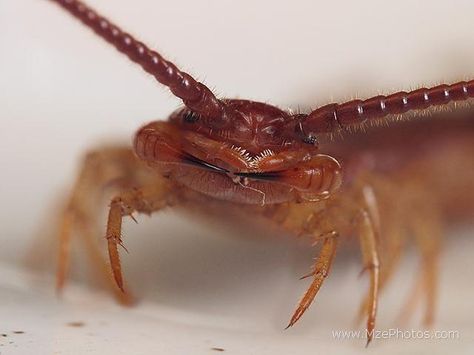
[
  {"x1": 1, "y1": 0, "x2": 474, "y2": 354},
  {"x1": 0, "y1": 232, "x2": 473, "y2": 355}
]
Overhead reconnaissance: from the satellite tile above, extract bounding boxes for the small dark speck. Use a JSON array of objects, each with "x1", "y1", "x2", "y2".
[
  {"x1": 1, "y1": 334, "x2": 7, "y2": 337},
  {"x1": 211, "y1": 347, "x2": 225, "y2": 352},
  {"x1": 12, "y1": 331, "x2": 24, "y2": 334},
  {"x1": 67, "y1": 322, "x2": 85, "y2": 328}
]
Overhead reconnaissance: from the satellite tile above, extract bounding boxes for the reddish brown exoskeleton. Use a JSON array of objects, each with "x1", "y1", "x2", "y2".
[{"x1": 49, "y1": 0, "x2": 474, "y2": 346}]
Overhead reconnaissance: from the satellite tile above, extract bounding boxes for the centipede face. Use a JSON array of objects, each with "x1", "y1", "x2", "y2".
[{"x1": 133, "y1": 99, "x2": 342, "y2": 204}]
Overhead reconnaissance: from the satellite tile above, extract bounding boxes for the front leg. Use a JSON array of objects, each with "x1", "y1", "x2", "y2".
[
  {"x1": 272, "y1": 189, "x2": 381, "y2": 345},
  {"x1": 286, "y1": 234, "x2": 339, "y2": 328},
  {"x1": 56, "y1": 146, "x2": 143, "y2": 299},
  {"x1": 105, "y1": 183, "x2": 175, "y2": 292},
  {"x1": 55, "y1": 146, "x2": 173, "y2": 302}
]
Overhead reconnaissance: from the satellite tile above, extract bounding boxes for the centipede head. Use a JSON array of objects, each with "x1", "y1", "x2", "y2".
[
  {"x1": 52, "y1": 0, "x2": 343, "y2": 204},
  {"x1": 135, "y1": 98, "x2": 342, "y2": 204}
]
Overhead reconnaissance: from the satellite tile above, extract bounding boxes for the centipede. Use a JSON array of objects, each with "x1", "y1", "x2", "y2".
[{"x1": 45, "y1": 0, "x2": 474, "y2": 346}]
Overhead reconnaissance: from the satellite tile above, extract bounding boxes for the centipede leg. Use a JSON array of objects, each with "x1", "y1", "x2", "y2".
[
  {"x1": 55, "y1": 146, "x2": 166, "y2": 303},
  {"x1": 56, "y1": 206, "x2": 74, "y2": 292},
  {"x1": 420, "y1": 216, "x2": 441, "y2": 326},
  {"x1": 286, "y1": 234, "x2": 339, "y2": 328},
  {"x1": 56, "y1": 200, "x2": 133, "y2": 304},
  {"x1": 404, "y1": 203, "x2": 442, "y2": 326},
  {"x1": 106, "y1": 183, "x2": 173, "y2": 292},
  {"x1": 396, "y1": 267, "x2": 424, "y2": 326},
  {"x1": 357, "y1": 210, "x2": 380, "y2": 347},
  {"x1": 356, "y1": 209, "x2": 406, "y2": 324},
  {"x1": 76, "y1": 215, "x2": 135, "y2": 304},
  {"x1": 56, "y1": 147, "x2": 138, "y2": 293}
]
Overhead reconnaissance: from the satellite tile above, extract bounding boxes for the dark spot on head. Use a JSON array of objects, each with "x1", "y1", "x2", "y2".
[
  {"x1": 1, "y1": 334, "x2": 7, "y2": 337},
  {"x1": 302, "y1": 134, "x2": 318, "y2": 145},
  {"x1": 12, "y1": 331, "x2": 24, "y2": 334}
]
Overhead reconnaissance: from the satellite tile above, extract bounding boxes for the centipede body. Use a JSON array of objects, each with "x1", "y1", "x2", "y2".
[{"x1": 18, "y1": 0, "x2": 474, "y2": 347}]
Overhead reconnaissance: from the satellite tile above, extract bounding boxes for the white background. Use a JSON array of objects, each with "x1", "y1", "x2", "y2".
[{"x1": 0, "y1": 0, "x2": 473, "y2": 354}]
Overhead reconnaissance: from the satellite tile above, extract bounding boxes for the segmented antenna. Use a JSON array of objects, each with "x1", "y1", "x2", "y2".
[
  {"x1": 297, "y1": 81, "x2": 474, "y2": 135},
  {"x1": 50, "y1": 0, "x2": 225, "y2": 119}
]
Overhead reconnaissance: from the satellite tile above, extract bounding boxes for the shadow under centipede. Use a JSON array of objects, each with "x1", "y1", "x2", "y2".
[
  {"x1": 25, "y1": 201, "x2": 474, "y2": 334},
  {"x1": 121, "y1": 210, "x2": 365, "y2": 327},
  {"x1": 124, "y1": 215, "x2": 474, "y2": 332}
]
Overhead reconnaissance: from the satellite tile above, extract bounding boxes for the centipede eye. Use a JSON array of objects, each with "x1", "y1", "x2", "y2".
[
  {"x1": 183, "y1": 110, "x2": 200, "y2": 123},
  {"x1": 302, "y1": 134, "x2": 318, "y2": 146},
  {"x1": 292, "y1": 116, "x2": 318, "y2": 146}
]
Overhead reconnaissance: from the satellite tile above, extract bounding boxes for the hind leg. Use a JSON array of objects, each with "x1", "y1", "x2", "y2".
[
  {"x1": 413, "y1": 203, "x2": 442, "y2": 326},
  {"x1": 357, "y1": 209, "x2": 380, "y2": 346},
  {"x1": 356, "y1": 188, "x2": 407, "y2": 324},
  {"x1": 356, "y1": 221, "x2": 406, "y2": 324},
  {"x1": 397, "y1": 199, "x2": 442, "y2": 326},
  {"x1": 342, "y1": 184, "x2": 380, "y2": 345}
]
